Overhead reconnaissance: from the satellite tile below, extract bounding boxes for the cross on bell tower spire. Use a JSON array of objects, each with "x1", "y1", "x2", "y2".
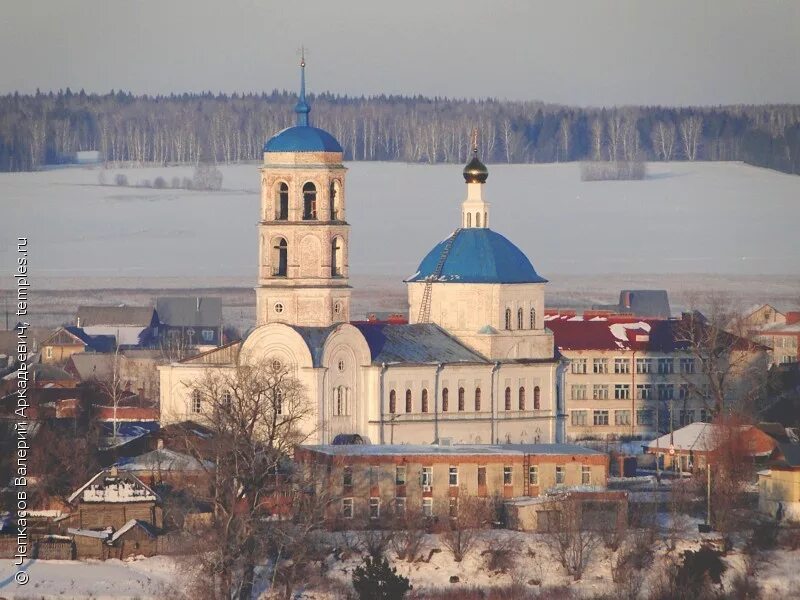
[{"x1": 295, "y1": 47, "x2": 310, "y2": 126}]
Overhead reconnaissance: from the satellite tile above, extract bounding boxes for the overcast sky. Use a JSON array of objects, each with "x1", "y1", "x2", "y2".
[{"x1": 2, "y1": 0, "x2": 799, "y2": 106}]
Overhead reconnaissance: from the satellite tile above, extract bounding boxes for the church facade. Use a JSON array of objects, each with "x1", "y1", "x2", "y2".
[{"x1": 159, "y1": 61, "x2": 566, "y2": 446}]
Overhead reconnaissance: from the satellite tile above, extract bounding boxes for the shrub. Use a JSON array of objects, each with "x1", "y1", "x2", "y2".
[
  {"x1": 580, "y1": 161, "x2": 647, "y2": 181},
  {"x1": 170, "y1": 176, "x2": 181, "y2": 189},
  {"x1": 352, "y1": 555, "x2": 411, "y2": 600},
  {"x1": 192, "y1": 163, "x2": 223, "y2": 191},
  {"x1": 747, "y1": 519, "x2": 779, "y2": 551},
  {"x1": 153, "y1": 176, "x2": 167, "y2": 189},
  {"x1": 114, "y1": 173, "x2": 128, "y2": 186}
]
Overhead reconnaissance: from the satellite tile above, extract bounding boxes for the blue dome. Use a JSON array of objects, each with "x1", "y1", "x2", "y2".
[
  {"x1": 406, "y1": 228, "x2": 547, "y2": 284},
  {"x1": 263, "y1": 126, "x2": 343, "y2": 153}
]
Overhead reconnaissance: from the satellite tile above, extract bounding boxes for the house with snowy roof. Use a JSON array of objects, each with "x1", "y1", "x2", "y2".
[{"x1": 758, "y1": 443, "x2": 800, "y2": 522}]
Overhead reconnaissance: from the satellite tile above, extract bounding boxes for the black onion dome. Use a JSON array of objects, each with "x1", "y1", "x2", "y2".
[{"x1": 463, "y1": 153, "x2": 489, "y2": 183}]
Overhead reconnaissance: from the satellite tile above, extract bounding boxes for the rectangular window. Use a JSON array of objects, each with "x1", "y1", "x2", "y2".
[
  {"x1": 636, "y1": 358, "x2": 653, "y2": 374},
  {"x1": 342, "y1": 498, "x2": 353, "y2": 519},
  {"x1": 679, "y1": 358, "x2": 696, "y2": 374},
  {"x1": 395, "y1": 466, "x2": 406, "y2": 486},
  {"x1": 571, "y1": 410, "x2": 588, "y2": 426},
  {"x1": 201, "y1": 329, "x2": 214, "y2": 342},
  {"x1": 593, "y1": 410, "x2": 609, "y2": 426},
  {"x1": 614, "y1": 384, "x2": 630, "y2": 400},
  {"x1": 192, "y1": 395, "x2": 202, "y2": 413},
  {"x1": 615, "y1": 410, "x2": 631, "y2": 426},
  {"x1": 421, "y1": 466, "x2": 432, "y2": 488},
  {"x1": 614, "y1": 358, "x2": 630, "y2": 374},
  {"x1": 700, "y1": 409, "x2": 710, "y2": 423},
  {"x1": 45, "y1": 346, "x2": 53, "y2": 359},
  {"x1": 555, "y1": 466, "x2": 565, "y2": 485},
  {"x1": 571, "y1": 358, "x2": 588, "y2": 374},
  {"x1": 657, "y1": 384, "x2": 674, "y2": 401},
  {"x1": 477, "y1": 466, "x2": 487, "y2": 487},
  {"x1": 636, "y1": 384, "x2": 652, "y2": 400},
  {"x1": 657, "y1": 358, "x2": 674, "y2": 374},
  {"x1": 593, "y1": 358, "x2": 609, "y2": 374},
  {"x1": 592, "y1": 385, "x2": 609, "y2": 400},
  {"x1": 529, "y1": 465, "x2": 539, "y2": 485},
  {"x1": 571, "y1": 384, "x2": 588, "y2": 400},
  {"x1": 636, "y1": 409, "x2": 653, "y2": 426},
  {"x1": 343, "y1": 466, "x2": 353, "y2": 487},
  {"x1": 449, "y1": 466, "x2": 458, "y2": 487},
  {"x1": 449, "y1": 497, "x2": 458, "y2": 518},
  {"x1": 679, "y1": 410, "x2": 696, "y2": 426},
  {"x1": 678, "y1": 384, "x2": 690, "y2": 401},
  {"x1": 581, "y1": 465, "x2": 591, "y2": 485},
  {"x1": 422, "y1": 497, "x2": 433, "y2": 517},
  {"x1": 369, "y1": 497, "x2": 380, "y2": 519},
  {"x1": 503, "y1": 466, "x2": 513, "y2": 486},
  {"x1": 394, "y1": 497, "x2": 406, "y2": 514}
]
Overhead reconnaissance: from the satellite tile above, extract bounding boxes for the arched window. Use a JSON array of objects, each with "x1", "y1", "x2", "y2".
[
  {"x1": 466, "y1": 212, "x2": 472, "y2": 227},
  {"x1": 302, "y1": 182, "x2": 317, "y2": 220},
  {"x1": 458, "y1": 387, "x2": 465, "y2": 411},
  {"x1": 517, "y1": 308, "x2": 524, "y2": 329},
  {"x1": 331, "y1": 237, "x2": 343, "y2": 277},
  {"x1": 275, "y1": 182, "x2": 288, "y2": 220},
  {"x1": 389, "y1": 390, "x2": 396, "y2": 414},
  {"x1": 405, "y1": 389, "x2": 412, "y2": 413},
  {"x1": 505, "y1": 308, "x2": 512, "y2": 330},
  {"x1": 421, "y1": 389, "x2": 429, "y2": 413},
  {"x1": 504, "y1": 387, "x2": 511, "y2": 411},
  {"x1": 484, "y1": 212, "x2": 487, "y2": 227},
  {"x1": 272, "y1": 238, "x2": 288, "y2": 277},
  {"x1": 534, "y1": 386, "x2": 541, "y2": 410},
  {"x1": 530, "y1": 307, "x2": 536, "y2": 329},
  {"x1": 442, "y1": 388, "x2": 449, "y2": 412},
  {"x1": 275, "y1": 389, "x2": 283, "y2": 415},
  {"x1": 335, "y1": 386, "x2": 344, "y2": 416},
  {"x1": 476, "y1": 212, "x2": 481, "y2": 227},
  {"x1": 329, "y1": 181, "x2": 337, "y2": 220},
  {"x1": 474, "y1": 387, "x2": 481, "y2": 411},
  {"x1": 519, "y1": 386, "x2": 526, "y2": 410}
]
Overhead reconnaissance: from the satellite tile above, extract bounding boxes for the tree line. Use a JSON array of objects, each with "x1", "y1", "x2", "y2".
[{"x1": 1, "y1": 87, "x2": 799, "y2": 174}]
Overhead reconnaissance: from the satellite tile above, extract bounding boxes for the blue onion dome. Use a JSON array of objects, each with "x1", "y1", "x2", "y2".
[{"x1": 406, "y1": 228, "x2": 547, "y2": 284}]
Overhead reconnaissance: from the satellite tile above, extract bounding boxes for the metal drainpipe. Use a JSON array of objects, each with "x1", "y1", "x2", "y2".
[
  {"x1": 434, "y1": 362, "x2": 444, "y2": 443},
  {"x1": 490, "y1": 361, "x2": 501, "y2": 444},
  {"x1": 556, "y1": 357, "x2": 567, "y2": 444},
  {"x1": 379, "y1": 362, "x2": 388, "y2": 445}
]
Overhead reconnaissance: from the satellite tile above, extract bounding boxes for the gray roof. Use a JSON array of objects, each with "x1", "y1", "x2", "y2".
[
  {"x1": 301, "y1": 443, "x2": 603, "y2": 457},
  {"x1": 618, "y1": 290, "x2": 671, "y2": 318},
  {"x1": 352, "y1": 323, "x2": 488, "y2": 365},
  {"x1": 291, "y1": 325, "x2": 337, "y2": 367},
  {"x1": 77, "y1": 306, "x2": 156, "y2": 327},
  {"x1": 156, "y1": 297, "x2": 222, "y2": 328},
  {"x1": 68, "y1": 353, "x2": 115, "y2": 381},
  {"x1": 0, "y1": 327, "x2": 55, "y2": 355},
  {"x1": 777, "y1": 443, "x2": 800, "y2": 468}
]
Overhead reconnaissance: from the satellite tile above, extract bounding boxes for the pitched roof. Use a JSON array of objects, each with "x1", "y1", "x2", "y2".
[
  {"x1": 62, "y1": 327, "x2": 116, "y2": 352},
  {"x1": 545, "y1": 315, "x2": 680, "y2": 352},
  {"x1": 774, "y1": 443, "x2": 800, "y2": 468},
  {"x1": 156, "y1": 297, "x2": 222, "y2": 328},
  {"x1": 617, "y1": 290, "x2": 671, "y2": 318},
  {"x1": 116, "y1": 448, "x2": 209, "y2": 472},
  {"x1": 110, "y1": 518, "x2": 157, "y2": 542},
  {"x1": 67, "y1": 353, "x2": 115, "y2": 381},
  {"x1": 77, "y1": 306, "x2": 155, "y2": 327},
  {"x1": 352, "y1": 322, "x2": 488, "y2": 365},
  {"x1": 647, "y1": 422, "x2": 776, "y2": 456},
  {"x1": 301, "y1": 443, "x2": 603, "y2": 457},
  {"x1": 68, "y1": 469, "x2": 160, "y2": 504}
]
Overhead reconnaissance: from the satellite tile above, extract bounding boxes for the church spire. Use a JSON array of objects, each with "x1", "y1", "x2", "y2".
[
  {"x1": 461, "y1": 127, "x2": 490, "y2": 228},
  {"x1": 295, "y1": 49, "x2": 310, "y2": 127}
]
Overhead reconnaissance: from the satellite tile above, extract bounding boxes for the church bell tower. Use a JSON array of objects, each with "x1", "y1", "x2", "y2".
[{"x1": 256, "y1": 57, "x2": 351, "y2": 327}]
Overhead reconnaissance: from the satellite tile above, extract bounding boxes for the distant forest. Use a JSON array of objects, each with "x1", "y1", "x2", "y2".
[{"x1": 1, "y1": 88, "x2": 799, "y2": 174}]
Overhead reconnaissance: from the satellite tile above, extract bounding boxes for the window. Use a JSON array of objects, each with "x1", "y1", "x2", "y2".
[
  {"x1": 331, "y1": 237, "x2": 343, "y2": 276},
  {"x1": 593, "y1": 385, "x2": 609, "y2": 400},
  {"x1": 275, "y1": 389, "x2": 283, "y2": 415},
  {"x1": 474, "y1": 387, "x2": 481, "y2": 411},
  {"x1": 504, "y1": 387, "x2": 512, "y2": 410},
  {"x1": 571, "y1": 384, "x2": 588, "y2": 400},
  {"x1": 337, "y1": 359, "x2": 345, "y2": 372},
  {"x1": 614, "y1": 358, "x2": 630, "y2": 374},
  {"x1": 272, "y1": 238, "x2": 288, "y2": 276},
  {"x1": 45, "y1": 346, "x2": 53, "y2": 359},
  {"x1": 678, "y1": 384, "x2": 690, "y2": 401},
  {"x1": 329, "y1": 180, "x2": 340, "y2": 220},
  {"x1": 503, "y1": 466, "x2": 513, "y2": 486},
  {"x1": 581, "y1": 465, "x2": 591, "y2": 485},
  {"x1": 449, "y1": 497, "x2": 459, "y2": 518},
  {"x1": 636, "y1": 384, "x2": 652, "y2": 400},
  {"x1": 394, "y1": 497, "x2": 406, "y2": 514},
  {"x1": 221, "y1": 391, "x2": 231, "y2": 409},
  {"x1": 201, "y1": 329, "x2": 214, "y2": 342},
  {"x1": 273, "y1": 302, "x2": 284, "y2": 314},
  {"x1": 389, "y1": 390, "x2": 396, "y2": 414},
  {"x1": 369, "y1": 497, "x2": 380, "y2": 520},
  {"x1": 449, "y1": 466, "x2": 458, "y2": 486},
  {"x1": 302, "y1": 182, "x2": 317, "y2": 219},
  {"x1": 334, "y1": 386, "x2": 345, "y2": 416},
  {"x1": 422, "y1": 497, "x2": 433, "y2": 517},
  {"x1": 458, "y1": 387, "x2": 465, "y2": 411},
  {"x1": 405, "y1": 389, "x2": 412, "y2": 413},
  {"x1": 421, "y1": 467, "x2": 433, "y2": 488},
  {"x1": 477, "y1": 466, "x2": 487, "y2": 487},
  {"x1": 593, "y1": 410, "x2": 609, "y2": 426},
  {"x1": 343, "y1": 466, "x2": 353, "y2": 487},
  {"x1": 636, "y1": 358, "x2": 653, "y2": 374},
  {"x1": 615, "y1": 410, "x2": 631, "y2": 426},
  {"x1": 442, "y1": 387, "x2": 449, "y2": 412},
  {"x1": 529, "y1": 465, "x2": 539, "y2": 485},
  {"x1": 342, "y1": 498, "x2": 353, "y2": 519},
  {"x1": 333, "y1": 301, "x2": 343, "y2": 315},
  {"x1": 191, "y1": 390, "x2": 202, "y2": 413},
  {"x1": 518, "y1": 386, "x2": 526, "y2": 410},
  {"x1": 593, "y1": 358, "x2": 609, "y2": 374},
  {"x1": 517, "y1": 308, "x2": 524, "y2": 329},
  {"x1": 657, "y1": 358, "x2": 674, "y2": 374},
  {"x1": 530, "y1": 307, "x2": 536, "y2": 329},
  {"x1": 700, "y1": 409, "x2": 710, "y2": 423},
  {"x1": 679, "y1": 358, "x2": 696, "y2": 374},
  {"x1": 555, "y1": 466, "x2": 565, "y2": 485},
  {"x1": 657, "y1": 384, "x2": 674, "y2": 401},
  {"x1": 504, "y1": 308, "x2": 512, "y2": 330},
  {"x1": 276, "y1": 182, "x2": 288, "y2": 220},
  {"x1": 571, "y1": 410, "x2": 588, "y2": 426},
  {"x1": 571, "y1": 359, "x2": 588, "y2": 374},
  {"x1": 466, "y1": 212, "x2": 472, "y2": 227},
  {"x1": 636, "y1": 409, "x2": 653, "y2": 426},
  {"x1": 533, "y1": 386, "x2": 540, "y2": 409},
  {"x1": 395, "y1": 466, "x2": 406, "y2": 485},
  {"x1": 679, "y1": 410, "x2": 696, "y2": 426},
  {"x1": 614, "y1": 384, "x2": 630, "y2": 400},
  {"x1": 421, "y1": 389, "x2": 429, "y2": 413},
  {"x1": 475, "y1": 212, "x2": 481, "y2": 227}
]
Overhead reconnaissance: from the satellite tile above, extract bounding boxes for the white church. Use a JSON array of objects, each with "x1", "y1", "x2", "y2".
[{"x1": 159, "y1": 61, "x2": 566, "y2": 445}]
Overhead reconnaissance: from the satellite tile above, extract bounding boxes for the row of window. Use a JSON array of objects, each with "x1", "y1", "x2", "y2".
[
  {"x1": 570, "y1": 408, "x2": 710, "y2": 427},
  {"x1": 271, "y1": 181, "x2": 342, "y2": 221},
  {"x1": 388, "y1": 386, "x2": 541, "y2": 414},
  {"x1": 268, "y1": 236, "x2": 344, "y2": 277},
  {"x1": 570, "y1": 383, "x2": 707, "y2": 401},
  {"x1": 504, "y1": 307, "x2": 537, "y2": 330},
  {"x1": 464, "y1": 211, "x2": 488, "y2": 228},
  {"x1": 332, "y1": 386, "x2": 351, "y2": 416},
  {"x1": 571, "y1": 357, "x2": 696, "y2": 375},
  {"x1": 190, "y1": 389, "x2": 283, "y2": 415}
]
